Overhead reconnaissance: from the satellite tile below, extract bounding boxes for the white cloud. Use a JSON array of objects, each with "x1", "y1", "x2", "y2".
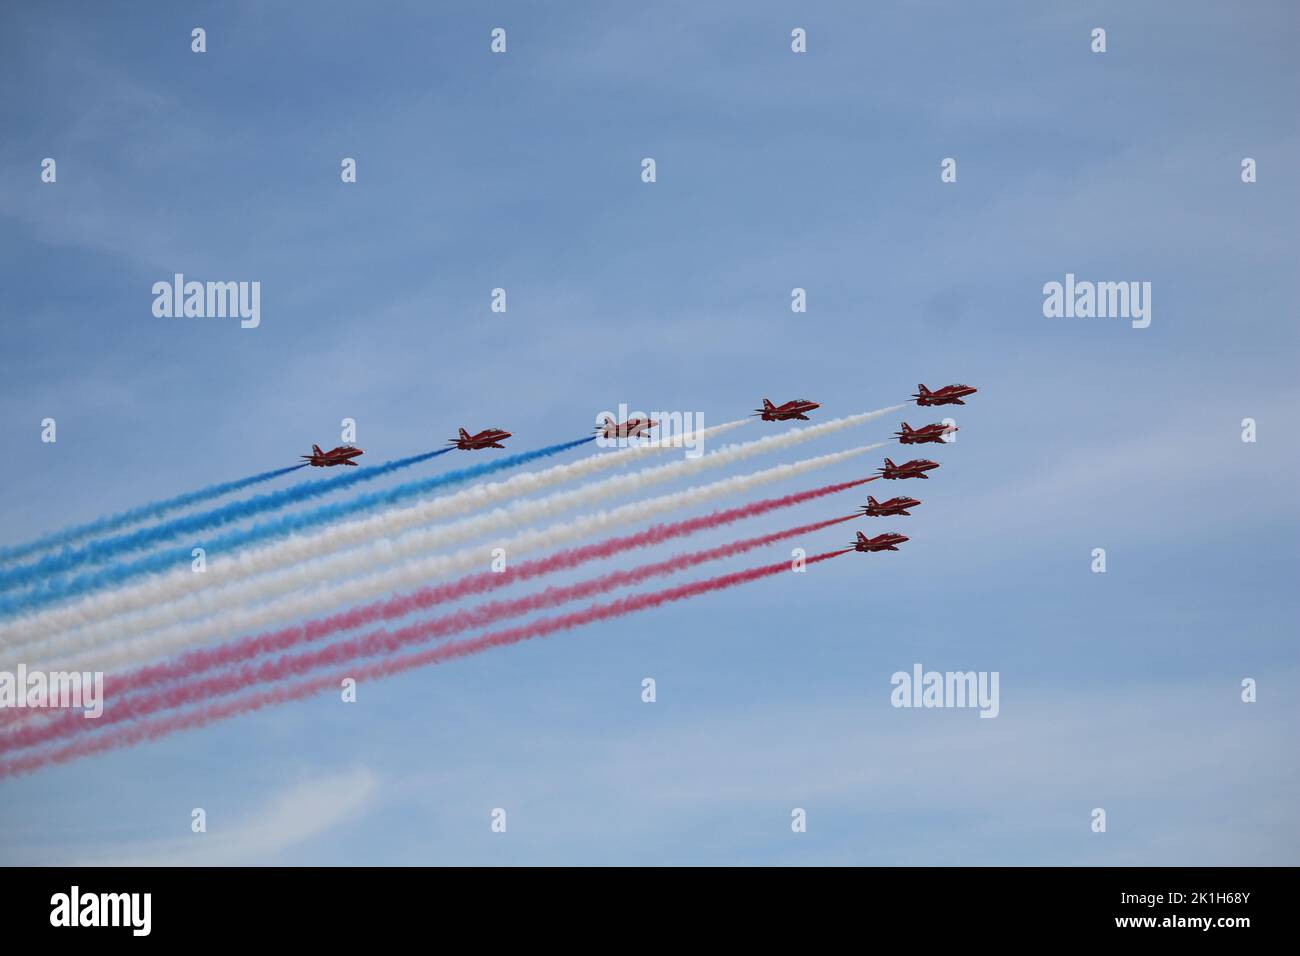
[{"x1": 45, "y1": 766, "x2": 380, "y2": 866}]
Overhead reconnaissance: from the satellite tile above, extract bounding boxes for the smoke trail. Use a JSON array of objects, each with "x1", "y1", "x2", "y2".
[
  {"x1": 0, "y1": 474, "x2": 872, "y2": 735},
  {"x1": 27, "y1": 442, "x2": 885, "y2": 674},
  {"x1": 0, "y1": 464, "x2": 308, "y2": 566},
  {"x1": 0, "y1": 447, "x2": 456, "y2": 592},
  {"x1": 0, "y1": 437, "x2": 596, "y2": 617},
  {"x1": 0, "y1": 550, "x2": 849, "y2": 777},
  {"x1": 43, "y1": 478, "x2": 874, "y2": 700},
  {"x1": 2, "y1": 517, "x2": 857, "y2": 752},
  {"x1": 2, "y1": 420, "x2": 749, "y2": 646},
  {"x1": 7, "y1": 406, "x2": 898, "y2": 656}
]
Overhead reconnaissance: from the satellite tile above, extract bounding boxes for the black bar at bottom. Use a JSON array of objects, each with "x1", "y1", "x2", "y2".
[{"x1": 6, "y1": 865, "x2": 1284, "y2": 941}]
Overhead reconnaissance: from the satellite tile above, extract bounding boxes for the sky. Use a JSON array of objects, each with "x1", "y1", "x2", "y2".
[{"x1": 0, "y1": 0, "x2": 1296, "y2": 865}]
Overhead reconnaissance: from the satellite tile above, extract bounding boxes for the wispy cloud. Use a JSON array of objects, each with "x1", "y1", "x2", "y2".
[{"x1": 16, "y1": 766, "x2": 381, "y2": 866}]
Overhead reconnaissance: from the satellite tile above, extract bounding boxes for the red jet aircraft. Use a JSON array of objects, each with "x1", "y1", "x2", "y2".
[
  {"x1": 859, "y1": 495, "x2": 921, "y2": 517},
  {"x1": 302, "y1": 444, "x2": 364, "y2": 467},
  {"x1": 852, "y1": 530, "x2": 909, "y2": 552},
  {"x1": 877, "y1": 457, "x2": 940, "y2": 480},
  {"x1": 895, "y1": 421, "x2": 957, "y2": 444},
  {"x1": 597, "y1": 415, "x2": 657, "y2": 439},
  {"x1": 449, "y1": 427, "x2": 512, "y2": 450},
  {"x1": 913, "y1": 383, "x2": 977, "y2": 406},
  {"x1": 755, "y1": 398, "x2": 820, "y2": 421}
]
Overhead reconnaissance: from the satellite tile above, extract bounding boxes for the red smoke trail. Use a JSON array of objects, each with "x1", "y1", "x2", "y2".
[
  {"x1": 76, "y1": 476, "x2": 876, "y2": 694},
  {"x1": 0, "y1": 550, "x2": 850, "y2": 777},
  {"x1": 2, "y1": 518, "x2": 856, "y2": 753},
  {"x1": 0, "y1": 475, "x2": 873, "y2": 737}
]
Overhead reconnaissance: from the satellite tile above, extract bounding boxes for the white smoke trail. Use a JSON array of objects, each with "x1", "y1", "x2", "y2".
[
  {"x1": 0, "y1": 419, "x2": 750, "y2": 648},
  {"x1": 6, "y1": 407, "x2": 899, "y2": 661},
  {"x1": 36, "y1": 441, "x2": 887, "y2": 674}
]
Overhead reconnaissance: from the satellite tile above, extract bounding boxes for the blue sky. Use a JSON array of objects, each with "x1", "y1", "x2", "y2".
[{"x1": 0, "y1": 0, "x2": 1296, "y2": 864}]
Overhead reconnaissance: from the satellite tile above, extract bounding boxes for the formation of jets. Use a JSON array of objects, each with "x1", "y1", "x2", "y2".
[
  {"x1": 299, "y1": 384, "x2": 978, "y2": 560},
  {"x1": 848, "y1": 383, "x2": 977, "y2": 556}
]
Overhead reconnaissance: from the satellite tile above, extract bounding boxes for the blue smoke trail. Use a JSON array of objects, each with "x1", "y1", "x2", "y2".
[
  {"x1": 0, "y1": 448, "x2": 454, "y2": 595},
  {"x1": 0, "y1": 436, "x2": 595, "y2": 617},
  {"x1": 0, "y1": 464, "x2": 308, "y2": 567}
]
